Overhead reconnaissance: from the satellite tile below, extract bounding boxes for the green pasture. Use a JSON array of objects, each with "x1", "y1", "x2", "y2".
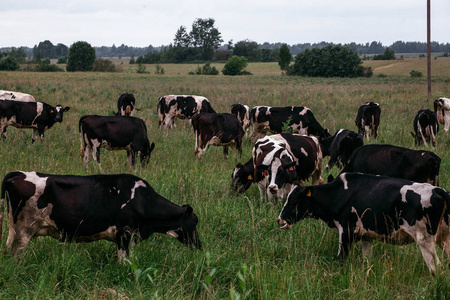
[{"x1": 0, "y1": 59, "x2": 450, "y2": 299}]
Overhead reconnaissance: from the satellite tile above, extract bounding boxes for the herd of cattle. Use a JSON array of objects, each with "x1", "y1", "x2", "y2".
[{"x1": 1, "y1": 88, "x2": 450, "y2": 275}]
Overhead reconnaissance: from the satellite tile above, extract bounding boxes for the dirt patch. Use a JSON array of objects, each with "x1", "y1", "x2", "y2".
[{"x1": 374, "y1": 62, "x2": 404, "y2": 71}]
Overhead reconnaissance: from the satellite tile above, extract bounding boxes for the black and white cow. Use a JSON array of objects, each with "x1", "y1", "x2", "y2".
[
  {"x1": 114, "y1": 93, "x2": 136, "y2": 116},
  {"x1": 231, "y1": 157, "x2": 254, "y2": 194},
  {"x1": 230, "y1": 103, "x2": 250, "y2": 135},
  {"x1": 341, "y1": 144, "x2": 441, "y2": 186},
  {"x1": 79, "y1": 115, "x2": 155, "y2": 167},
  {"x1": 249, "y1": 106, "x2": 330, "y2": 142},
  {"x1": 355, "y1": 102, "x2": 381, "y2": 140},
  {"x1": 253, "y1": 133, "x2": 323, "y2": 202},
  {"x1": 191, "y1": 112, "x2": 244, "y2": 159},
  {"x1": 320, "y1": 129, "x2": 363, "y2": 171},
  {"x1": 0, "y1": 100, "x2": 70, "y2": 143},
  {"x1": 278, "y1": 173, "x2": 450, "y2": 275},
  {"x1": 0, "y1": 90, "x2": 36, "y2": 102},
  {"x1": 434, "y1": 97, "x2": 450, "y2": 134},
  {"x1": 411, "y1": 109, "x2": 439, "y2": 147},
  {"x1": 158, "y1": 95, "x2": 215, "y2": 129},
  {"x1": 0, "y1": 171, "x2": 202, "y2": 260}
]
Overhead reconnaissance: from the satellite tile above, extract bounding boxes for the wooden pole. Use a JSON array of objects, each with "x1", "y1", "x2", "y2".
[{"x1": 427, "y1": 0, "x2": 431, "y2": 98}]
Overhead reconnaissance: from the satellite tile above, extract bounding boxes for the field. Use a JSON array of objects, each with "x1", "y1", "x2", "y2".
[{"x1": 0, "y1": 58, "x2": 450, "y2": 299}]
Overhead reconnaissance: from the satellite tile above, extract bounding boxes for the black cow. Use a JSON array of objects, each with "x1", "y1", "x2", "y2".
[
  {"x1": 79, "y1": 115, "x2": 155, "y2": 167},
  {"x1": 191, "y1": 112, "x2": 244, "y2": 159},
  {"x1": 253, "y1": 133, "x2": 323, "y2": 202},
  {"x1": 411, "y1": 109, "x2": 439, "y2": 147},
  {"x1": 355, "y1": 102, "x2": 381, "y2": 140},
  {"x1": 320, "y1": 129, "x2": 363, "y2": 171},
  {"x1": 434, "y1": 97, "x2": 450, "y2": 134},
  {"x1": 249, "y1": 106, "x2": 330, "y2": 141},
  {"x1": 0, "y1": 171, "x2": 201, "y2": 260},
  {"x1": 114, "y1": 93, "x2": 136, "y2": 116},
  {"x1": 158, "y1": 95, "x2": 215, "y2": 129},
  {"x1": 231, "y1": 157, "x2": 254, "y2": 194},
  {"x1": 278, "y1": 173, "x2": 450, "y2": 275},
  {"x1": 0, "y1": 100, "x2": 70, "y2": 143},
  {"x1": 230, "y1": 103, "x2": 250, "y2": 135},
  {"x1": 341, "y1": 144, "x2": 441, "y2": 186}
]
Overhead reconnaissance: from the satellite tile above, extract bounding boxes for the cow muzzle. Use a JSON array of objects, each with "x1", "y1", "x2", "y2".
[
  {"x1": 277, "y1": 218, "x2": 292, "y2": 230},
  {"x1": 268, "y1": 185, "x2": 278, "y2": 195}
]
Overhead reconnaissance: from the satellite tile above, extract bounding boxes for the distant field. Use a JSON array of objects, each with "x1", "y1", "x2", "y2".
[{"x1": 0, "y1": 64, "x2": 449, "y2": 298}]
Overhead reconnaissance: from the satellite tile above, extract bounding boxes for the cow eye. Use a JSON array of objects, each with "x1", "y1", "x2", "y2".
[
  {"x1": 263, "y1": 170, "x2": 269, "y2": 177},
  {"x1": 288, "y1": 166, "x2": 294, "y2": 171}
]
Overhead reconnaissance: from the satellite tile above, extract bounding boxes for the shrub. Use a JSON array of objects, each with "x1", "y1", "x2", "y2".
[
  {"x1": 410, "y1": 70, "x2": 423, "y2": 78},
  {"x1": 222, "y1": 55, "x2": 250, "y2": 76},
  {"x1": 136, "y1": 63, "x2": 148, "y2": 74},
  {"x1": 372, "y1": 48, "x2": 396, "y2": 60},
  {"x1": 155, "y1": 64, "x2": 165, "y2": 75},
  {"x1": 0, "y1": 55, "x2": 19, "y2": 71},
  {"x1": 35, "y1": 61, "x2": 64, "y2": 72},
  {"x1": 91, "y1": 58, "x2": 116, "y2": 72},
  {"x1": 57, "y1": 57, "x2": 67, "y2": 64},
  {"x1": 194, "y1": 62, "x2": 219, "y2": 75},
  {"x1": 66, "y1": 41, "x2": 96, "y2": 72}
]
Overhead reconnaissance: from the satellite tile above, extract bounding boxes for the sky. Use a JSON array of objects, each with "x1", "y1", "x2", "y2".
[{"x1": 2, "y1": 0, "x2": 450, "y2": 48}]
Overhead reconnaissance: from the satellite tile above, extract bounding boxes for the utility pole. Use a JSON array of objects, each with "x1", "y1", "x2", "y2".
[{"x1": 427, "y1": 0, "x2": 431, "y2": 98}]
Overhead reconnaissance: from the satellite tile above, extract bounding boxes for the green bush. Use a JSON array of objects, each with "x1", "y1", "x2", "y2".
[
  {"x1": 194, "y1": 62, "x2": 219, "y2": 75},
  {"x1": 66, "y1": 41, "x2": 96, "y2": 72},
  {"x1": 0, "y1": 55, "x2": 19, "y2": 71},
  {"x1": 372, "y1": 48, "x2": 396, "y2": 60},
  {"x1": 287, "y1": 45, "x2": 370, "y2": 78},
  {"x1": 91, "y1": 58, "x2": 116, "y2": 72},
  {"x1": 222, "y1": 55, "x2": 251, "y2": 76},
  {"x1": 410, "y1": 70, "x2": 423, "y2": 78},
  {"x1": 57, "y1": 57, "x2": 67, "y2": 64}
]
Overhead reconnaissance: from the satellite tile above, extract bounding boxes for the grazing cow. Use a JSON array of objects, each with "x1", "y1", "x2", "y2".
[
  {"x1": 0, "y1": 171, "x2": 201, "y2": 260},
  {"x1": 320, "y1": 129, "x2": 363, "y2": 171},
  {"x1": 0, "y1": 90, "x2": 36, "y2": 102},
  {"x1": 79, "y1": 115, "x2": 155, "y2": 167},
  {"x1": 114, "y1": 93, "x2": 136, "y2": 116},
  {"x1": 411, "y1": 109, "x2": 439, "y2": 147},
  {"x1": 355, "y1": 102, "x2": 381, "y2": 140},
  {"x1": 158, "y1": 95, "x2": 215, "y2": 129},
  {"x1": 230, "y1": 103, "x2": 250, "y2": 134},
  {"x1": 0, "y1": 100, "x2": 70, "y2": 143},
  {"x1": 249, "y1": 106, "x2": 330, "y2": 142},
  {"x1": 278, "y1": 173, "x2": 450, "y2": 275},
  {"x1": 231, "y1": 157, "x2": 254, "y2": 194},
  {"x1": 434, "y1": 97, "x2": 450, "y2": 134},
  {"x1": 253, "y1": 133, "x2": 323, "y2": 202},
  {"x1": 191, "y1": 112, "x2": 244, "y2": 159},
  {"x1": 341, "y1": 144, "x2": 441, "y2": 186}
]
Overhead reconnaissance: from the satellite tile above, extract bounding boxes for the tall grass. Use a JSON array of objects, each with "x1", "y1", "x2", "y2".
[{"x1": 0, "y1": 60, "x2": 449, "y2": 298}]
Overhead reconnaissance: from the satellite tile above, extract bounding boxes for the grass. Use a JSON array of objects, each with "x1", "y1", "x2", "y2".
[{"x1": 0, "y1": 59, "x2": 450, "y2": 298}]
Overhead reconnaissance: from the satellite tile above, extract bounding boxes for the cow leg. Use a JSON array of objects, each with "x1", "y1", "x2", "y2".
[
  {"x1": 83, "y1": 144, "x2": 92, "y2": 167},
  {"x1": 127, "y1": 151, "x2": 137, "y2": 166},
  {"x1": 418, "y1": 127, "x2": 429, "y2": 147},
  {"x1": 258, "y1": 182, "x2": 267, "y2": 203},
  {"x1": 31, "y1": 129, "x2": 38, "y2": 143},
  {"x1": 364, "y1": 125, "x2": 370, "y2": 141},
  {"x1": 5, "y1": 221, "x2": 33, "y2": 256},
  {"x1": 223, "y1": 146, "x2": 229, "y2": 158},
  {"x1": 416, "y1": 233, "x2": 440, "y2": 275},
  {"x1": 0, "y1": 123, "x2": 7, "y2": 139},
  {"x1": 436, "y1": 219, "x2": 450, "y2": 267},
  {"x1": 361, "y1": 240, "x2": 373, "y2": 259},
  {"x1": 335, "y1": 222, "x2": 351, "y2": 258}
]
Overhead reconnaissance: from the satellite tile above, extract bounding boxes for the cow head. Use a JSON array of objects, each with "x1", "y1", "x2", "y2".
[
  {"x1": 278, "y1": 183, "x2": 314, "y2": 229},
  {"x1": 231, "y1": 160, "x2": 254, "y2": 194},
  {"x1": 167, "y1": 204, "x2": 202, "y2": 249},
  {"x1": 50, "y1": 105, "x2": 70, "y2": 122},
  {"x1": 140, "y1": 142, "x2": 155, "y2": 166},
  {"x1": 256, "y1": 154, "x2": 297, "y2": 199}
]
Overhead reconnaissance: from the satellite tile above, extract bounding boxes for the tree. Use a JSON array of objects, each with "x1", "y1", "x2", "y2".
[
  {"x1": 174, "y1": 26, "x2": 191, "y2": 47},
  {"x1": 372, "y1": 48, "x2": 396, "y2": 60},
  {"x1": 190, "y1": 18, "x2": 223, "y2": 61},
  {"x1": 232, "y1": 40, "x2": 261, "y2": 61},
  {"x1": 66, "y1": 41, "x2": 96, "y2": 72},
  {"x1": 222, "y1": 55, "x2": 250, "y2": 76},
  {"x1": 278, "y1": 44, "x2": 292, "y2": 73},
  {"x1": 288, "y1": 45, "x2": 371, "y2": 78},
  {"x1": 0, "y1": 55, "x2": 19, "y2": 71}
]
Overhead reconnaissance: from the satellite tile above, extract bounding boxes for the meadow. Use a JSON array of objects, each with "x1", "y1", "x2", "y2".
[{"x1": 0, "y1": 58, "x2": 450, "y2": 299}]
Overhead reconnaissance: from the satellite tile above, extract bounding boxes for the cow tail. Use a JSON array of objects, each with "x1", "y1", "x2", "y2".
[
  {"x1": 79, "y1": 117, "x2": 85, "y2": 157},
  {"x1": 0, "y1": 172, "x2": 19, "y2": 241}
]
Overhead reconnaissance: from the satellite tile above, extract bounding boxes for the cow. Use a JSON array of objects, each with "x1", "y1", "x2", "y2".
[
  {"x1": 0, "y1": 100, "x2": 70, "y2": 143},
  {"x1": 320, "y1": 129, "x2": 363, "y2": 171},
  {"x1": 79, "y1": 115, "x2": 155, "y2": 167},
  {"x1": 253, "y1": 133, "x2": 323, "y2": 202},
  {"x1": 0, "y1": 90, "x2": 36, "y2": 102},
  {"x1": 191, "y1": 112, "x2": 244, "y2": 159},
  {"x1": 341, "y1": 144, "x2": 441, "y2": 186},
  {"x1": 355, "y1": 102, "x2": 381, "y2": 140},
  {"x1": 249, "y1": 106, "x2": 330, "y2": 142},
  {"x1": 157, "y1": 95, "x2": 215, "y2": 129},
  {"x1": 434, "y1": 97, "x2": 450, "y2": 134},
  {"x1": 0, "y1": 171, "x2": 202, "y2": 261},
  {"x1": 231, "y1": 157, "x2": 254, "y2": 194},
  {"x1": 230, "y1": 103, "x2": 250, "y2": 135},
  {"x1": 277, "y1": 173, "x2": 450, "y2": 275},
  {"x1": 411, "y1": 109, "x2": 439, "y2": 147},
  {"x1": 114, "y1": 93, "x2": 136, "y2": 116}
]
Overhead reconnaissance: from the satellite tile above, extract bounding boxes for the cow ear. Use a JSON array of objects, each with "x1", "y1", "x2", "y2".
[
  {"x1": 63, "y1": 107, "x2": 70, "y2": 112},
  {"x1": 303, "y1": 187, "x2": 313, "y2": 198},
  {"x1": 327, "y1": 175, "x2": 335, "y2": 183},
  {"x1": 247, "y1": 174, "x2": 253, "y2": 181},
  {"x1": 182, "y1": 204, "x2": 193, "y2": 217},
  {"x1": 284, "y1": 161, "x2": 296, "y2": 171}
]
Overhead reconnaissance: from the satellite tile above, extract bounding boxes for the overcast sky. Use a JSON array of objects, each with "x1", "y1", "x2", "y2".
[{"x1": 2, "y1": 0, "x2": 449, "y2": 48}]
